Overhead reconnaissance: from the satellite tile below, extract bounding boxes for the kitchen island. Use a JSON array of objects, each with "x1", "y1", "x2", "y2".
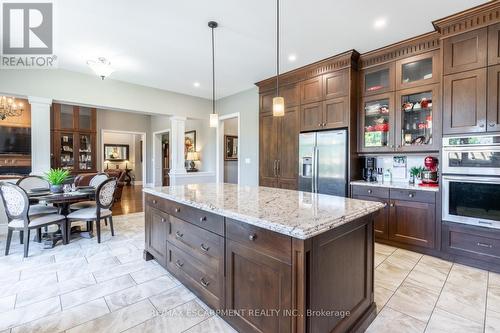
[{"x1": 143, "y1": 184, "x2": 384, "y2": 333}]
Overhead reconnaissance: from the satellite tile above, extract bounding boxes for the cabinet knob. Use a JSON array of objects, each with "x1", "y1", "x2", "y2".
[
  {"x1": 479, "y1": 122, "x2": 485, "y2": 128},
  {"x1": 175, "y1": 208, "x2": 180, "y2": 213},
  {"x1": 152, "y1": 200, "x2": 157, "y2": 204},
  {"x1": 390, "y1": 203, "x2": 395, "y2": 207},
  {"x1": 391, "y1": 145, "x2": 395, "y2": 149},
  {"x1": 248, "y1": 234, "x2": 257, "y2": 241},
  {"x1": 199, "y1": 216, "x2": 206, "y2": 222},
  {"x1": 161, "y1": 218, "x2": 166, "y2": 223},
  {"x1": 490, "y1": 122, "x2": 496, "y2": 127},
  {"x1": 200, "y1": 277, "x2": 210, "y2": 287},
  {"x1": 408, "y1": 193, "x2": 414, "y2": 198},
  {"x1": 175, "y1": 260, "x2": 184, "y2": 268},
  {"x1": 383, "y1": 202, "x2": 388, "y2": 207},
  {"x1": 318, "y1": 123, "x2": 322, "y2": 127},
  {"x1": 368, "y1": 189, "x2": 373, "y2": 194},
  {"x1": 200, "y1": 243, "x2": 210, "y2": 252},
  {"x1": 175, "y1": 231, "x2": 183, "y2": 239}
]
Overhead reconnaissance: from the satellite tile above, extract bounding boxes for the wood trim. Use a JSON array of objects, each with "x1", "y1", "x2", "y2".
[
  {"x1": 291, "y1": 238, "x2": 311, "y2": 333},
  {"x1": 433, "y1": 1, "x2": 500, "y2": 38},
  {"x1": 256, "y1": 50, "x2": 359, "y2": 93}
]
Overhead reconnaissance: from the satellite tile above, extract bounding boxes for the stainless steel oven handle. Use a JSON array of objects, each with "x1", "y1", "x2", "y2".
[{"x1": 442, "y1": 175, "x2": 500, "y2": 184}]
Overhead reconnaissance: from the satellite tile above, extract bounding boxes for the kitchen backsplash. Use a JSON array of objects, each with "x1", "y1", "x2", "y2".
[{"x1": 376, "y1": 155, "x2": 432, "y2": 181}]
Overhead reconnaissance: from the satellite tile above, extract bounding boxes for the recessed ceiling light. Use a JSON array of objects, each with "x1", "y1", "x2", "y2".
[
  {"x1": 374, "y1": 18, "x2": 387, "y2": 29},
  {"x1": 288, "y1": 54, "x2": 297, "y2": 62},
  {"x1": 193, "y1": 82, "x2": 200, "y2": 88}
]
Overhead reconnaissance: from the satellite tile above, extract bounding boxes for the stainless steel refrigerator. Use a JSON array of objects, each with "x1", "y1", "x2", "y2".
[{"x1": 298, "y1": 129, "x2": 348, "y2": 196}]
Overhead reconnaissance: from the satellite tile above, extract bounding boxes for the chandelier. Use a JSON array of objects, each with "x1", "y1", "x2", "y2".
[{"x1": 0, "y1": 96, "x2": 24, "y2": 120}]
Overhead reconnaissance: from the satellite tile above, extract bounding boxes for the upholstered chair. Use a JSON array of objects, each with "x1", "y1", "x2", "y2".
[
  {"x1": 67, "y1": 178, "x2": 117, "y2": 243},
  {"x1": 16, "y1": 175, "x2": 58, "y2": 217},
  {"x1": 0, "y1": 182, "x2": 67, "y2": 257},
  {"x1": 69, "y1": 173, "x2": 109, "y2": 211}
]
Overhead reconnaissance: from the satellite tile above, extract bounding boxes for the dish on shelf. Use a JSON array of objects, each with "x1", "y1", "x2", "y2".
[{"x1": 367, "y1": 85, "x2": 384, "y2": 92}]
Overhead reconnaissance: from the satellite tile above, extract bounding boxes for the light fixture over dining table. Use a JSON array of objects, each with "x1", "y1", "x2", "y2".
[{"x1": 0, "y1": 96, "x2": 24, "y2": 120}]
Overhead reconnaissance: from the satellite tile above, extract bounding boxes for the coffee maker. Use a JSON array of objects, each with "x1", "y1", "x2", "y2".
[{"x1": 361, "y1": 157, "x2": 377, "y2": 182}]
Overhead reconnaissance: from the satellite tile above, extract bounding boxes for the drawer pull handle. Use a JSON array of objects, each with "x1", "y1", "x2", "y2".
[
  {"x1": 200, "y1": 244, "x2": 210, "y2": 252},
  {"x1": 477, "y1": 242, "x2": 493, "y2": 248},
  {"x1": 175, "y1": 208, "x2": 180, "y2": 213},
  {"x1": 408, "y1": 193, "x2": 414, "y2": 198},
  {"x1": 161, "y1": 218, "x2": 166, "y2": 223},
  {"x1": 249, "y1": 234, "x2": 257, "y2": 241},
  {"x1": 199, "y1": 216, "x2": 207, "y2": 222},
  {"x1": 175, "y1": 260, "x2": 184, "y2": 268},
  {"x1": 390, "y1": 203, "x2": 395, "y2": 207},
  {"x1": 200, "y1": 277, "x2": 210, "y2": 287},
  {"x1": 152, "y1": 200, "x2": 157, "y2": 204},
  {"x1": 478, "y1": 221, "x2": 493, "y2": 225},
  {"x1": 175, "y1": 231, "x2": 184, "y2": 239},
  {"x1": 383, "y1": 202, "x2": 388, "y2": 207},
  {"x1": 368, "y1": 189, "x2": 372, "y2": 194}
]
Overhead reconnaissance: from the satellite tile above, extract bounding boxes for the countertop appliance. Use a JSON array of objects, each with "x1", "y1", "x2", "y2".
[
  {"x1": 299, "y1": 129, "x2": 347, "y2": 196},
  {"x1": 361, "y1": 157, "x2": 377, "y2": 182},
  {"x1": 421, "y1": 156, "x2": 439, "y2": 186},
  {"x1": 442, "y1": 134, "x2": 500, "y2": 229}
]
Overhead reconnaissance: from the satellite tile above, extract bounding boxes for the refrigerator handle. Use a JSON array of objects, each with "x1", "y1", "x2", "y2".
[
  {"x1": 315, "y1": 148, "x2": 320, "y2": 193},
  {"x1": 311, "y1": 148, "x2": 316, "y2": 193}
]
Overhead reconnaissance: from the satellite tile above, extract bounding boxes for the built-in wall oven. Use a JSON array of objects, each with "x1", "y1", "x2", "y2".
[{"x1": 442, "y1": 135, "x2": 500, "y2": 229}]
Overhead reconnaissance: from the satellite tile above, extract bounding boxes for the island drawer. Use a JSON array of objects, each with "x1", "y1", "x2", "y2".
[
  {"x1": 145, "y1": 194, "x2": 171, "y2": 213},
  {"x1": 389, "y1": 189, "x2": 435, "y2": 203},
  {"x1": 168, "y1": 215, "x2": 224, "y2": 270},
  {"x1": 166, "y1": 241, "x2": 223, "y2": 309},
  {"x1": 226, "y1": 218, "x2": 292, "y2": 264},
  {"x1": 165, "y1": 200, "x2": 224, "y2": 236},
  {"x1": 443, "y1": 222, "x2": 500, "y2": 260},
  {"x1": 351, "y1": 185, "x2": 389, "y2": 198}
]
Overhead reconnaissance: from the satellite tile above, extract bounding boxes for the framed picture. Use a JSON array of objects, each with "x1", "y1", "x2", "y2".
[
  {"x1": 185, "y1": 130, "x2": 196, "y2": 155},
  {"x1": 225, "y1": 135, "x2": 238, "y2": 161},
  {"x1": 104, "y1": 144, "x2": 129, "y2": 161}
]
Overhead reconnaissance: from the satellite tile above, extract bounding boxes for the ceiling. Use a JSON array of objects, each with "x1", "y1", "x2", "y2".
[{"x1": 55, "y1": 0, "x2": 488, "y2": 99}]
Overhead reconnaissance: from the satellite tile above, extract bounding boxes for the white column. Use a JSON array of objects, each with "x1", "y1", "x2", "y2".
[
  {"x1": 169, "y1": 116, "x2": 187, "y2": 184},
  {"x1": 28, "y1": 96, "x2": 52, "y2": 175}
]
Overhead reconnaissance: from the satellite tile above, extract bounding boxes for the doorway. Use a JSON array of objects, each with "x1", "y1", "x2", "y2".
[
  {"x1": 216, "y1": 113, "x2": 240, "y2": 184},
  {"x1": 152, "y1": 129, "x2": 170, "y2": 186},
  {"x1": 161, "y1": 133, "x2": 170, "y2": 186}
]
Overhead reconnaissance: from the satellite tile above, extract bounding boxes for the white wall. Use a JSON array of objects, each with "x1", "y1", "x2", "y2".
[
  {"x1": 0, "y1": 69, "x2": 212, "y2": 119},
  {"x1": 223, "y1": 117, "x2": 238, "y2": 184},
  {"x1": 102, "y1": 132, "x2": 143, "y2": 181},
  {"x1": 217, "y1": 87, "x2": 259, "y2": 186}
]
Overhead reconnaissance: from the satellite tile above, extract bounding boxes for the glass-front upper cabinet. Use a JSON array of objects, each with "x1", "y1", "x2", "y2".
[
  {"x1": 360, "y1": 93, "x2": 395, "y2": 152},
  {"x1": 60, "y1": 105, "x2": 75, "y2": 129},
  {"x1": 78, "y1": 134, "x2": 94, "y2": 171},
  {"x1": 360, "y1": 63, "x2": 395, "y2": 96},
  {"x1": 396, "y1": 84, "x2": 440, "y2": 151},
  {"x1": 396, "y1": 50, "x2": 440, "y2": 90},
  {"x1": 59, "y1": 133, "x2": 75, "y2": 171},
  {"x1": 78, "y1": 107, "x2": 93, "y2": 130}
]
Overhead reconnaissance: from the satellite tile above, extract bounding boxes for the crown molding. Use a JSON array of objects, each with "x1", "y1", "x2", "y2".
[
  {"x1": 359, "y1": 32, "x2": 440, "y2": 69},
  {"x1": 433, "y1": 0, "x2": 500, "y2": 38},
  {"x1": 255, "y1": 50, "x2": 359, "y2": 92}
]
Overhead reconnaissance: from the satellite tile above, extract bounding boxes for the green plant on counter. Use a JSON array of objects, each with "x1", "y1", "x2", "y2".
[
  {"x1": 44, "y1": 168, "x2": 70, "y2": 185},
  {"x1": 410, "y1": 166, "x2": 425, "y2": 178}
]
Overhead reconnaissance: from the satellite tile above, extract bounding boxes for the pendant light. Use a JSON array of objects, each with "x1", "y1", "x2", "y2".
[
  {"x1": 208, "y1": 21, "x2": 219, "y2": 128},
  {"x1": 273, "y1": 0, "x2": 285, "y2": 117}
]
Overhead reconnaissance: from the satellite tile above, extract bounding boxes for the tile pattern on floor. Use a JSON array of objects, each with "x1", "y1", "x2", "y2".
[{"x1": 0, "y1": 213, "x2": 498, "y2": 332}]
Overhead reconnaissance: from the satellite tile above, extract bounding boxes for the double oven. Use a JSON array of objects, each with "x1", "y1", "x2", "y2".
[{"x1": 442, "y1": 135, "x2": 500, "y2": 230}]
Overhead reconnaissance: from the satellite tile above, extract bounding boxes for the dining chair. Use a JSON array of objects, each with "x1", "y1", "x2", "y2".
[
  {"x1": 69, "y1": 173, "x2": 109, "y2": 211},
  {"x1": 16, "y1": 175, "x2": 58, "y2": 217},
  {"x1": 67, "y1": 178, "x2": 117, "y2": 243},
  {"x1": 0, "y1": 182, "x2": 68, "y2": 257}
]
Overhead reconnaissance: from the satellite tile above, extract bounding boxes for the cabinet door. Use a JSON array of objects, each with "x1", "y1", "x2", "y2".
[
  {"x1": 443, "y1": 68, "x2": 487, "y2": 134},
  {"x1": 259, "y1": 112, "x2": 279, "y2": 188},
  {"x1": 487, "y1": 65, "x2": 500, "y2": 132},
  {"x1": 360, "y1": 62, "x2": 395, "y2": 96},
  {"x1": 359, "y1": 93, "x2": 395, "y2": 153},
  {"x1": 76, "y1": 133, "x2": 96, "y2": 172},
  {"x1": 443, "y1": 28, "x2": 487, "y2": 75},
  {"x1": 145, "y1": 206, "x2": 168, "y2": 266},
  {"x1": 280, "y1": 84, "x2": 300, "y2": 108},
  {"x1": 76, "y1": 107, "x2": 96, "y2": 131},
  {"x1": 488, "y1": 23, "x2": 500, "y2": 65},
  {"x1": 225, "y1": 240, "x2": 291, "y2": 333},
  {"x1": 260, "y1": 91, "x2": 275, "y2": 113},
  {"x1": 389, "y1": 200, "x2": 435, "y2": 249},
  {"x1": 396, "y1": 84, "x2": 440, "y2": 152},
  {"x1": 300, "y1": 102, "x2": 323, "y2": 132},
  {"x1": 352, "y1": 195, "x2": 388, "y2": 240},
  {"x1": 323, "y1": 96, "x2": 348, "y2": 129},
  {"x1": 396, "y1": 50, "x2": 440, "y2": 90},
  {"x1": 323, "y1": 69, "x2": 348, "y2": 99},
  {"x1": 278, "y1": 107, "x2": 298, "y2": 190},
  {"x1": 300, "y1": 76, "x2": 323, "y2": 104}
]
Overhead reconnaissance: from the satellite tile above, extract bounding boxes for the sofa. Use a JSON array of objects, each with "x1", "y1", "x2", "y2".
[{"x1": 74, "y1": 170, "x2": 126, "y2": 201}]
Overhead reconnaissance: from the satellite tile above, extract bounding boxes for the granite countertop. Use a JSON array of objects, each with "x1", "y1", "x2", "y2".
[
  {"x1": 350, "y1": 180, "x2": 440, "y2": 192},
  {"x1": 143, "y1": 183, "x2": 384, "y2": 240}
]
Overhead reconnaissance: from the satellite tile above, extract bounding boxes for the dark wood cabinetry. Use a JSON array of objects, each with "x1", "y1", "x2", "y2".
[
  {"x1": 50, "y1": 104, "x2": 97, "y2": 173},
  {"x1": 395, "y1": 50, "x2": 440, "y2": 90},
  {"x1": 443, "y1": 68, "x2": 487, "y2": 134},
  {"x1": 300, "y1": 76, "x2": 323, "y2": 104},
  {"x1": 351, "y1": 185, "x2": 437, "y2": 251},
  {"x1": 323, "y1": 69, "x2": 349, "y2": 99},
  {"x1": 360, "y1": 62, "x2": 395, "y2": 96},
  {"x1": 299, "y1": 102, "x2": 322, "y2": 132},
  {"x1": 443, "y1": 28, "x2": 488, "y2": 74},
  {"x1": 488, "y1": 23, "x2": 500, "y2": 65},
  {"x1": 144, "y1": 205, "x2": 168, "y2": 266},
  {"x1": 487, "y1": 64, "x2": 500, "y2": 131}
]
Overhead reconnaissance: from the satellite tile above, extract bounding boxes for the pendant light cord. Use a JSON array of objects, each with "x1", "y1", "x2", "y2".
[
  {"x1": 276, "y1": 0, "x2": 280, "y2": 97},
  {"x1": 211, "y1": 25, "x2": 216, "y2": 115}
]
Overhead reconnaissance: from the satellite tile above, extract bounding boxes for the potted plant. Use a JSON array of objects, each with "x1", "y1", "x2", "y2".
[
  {"x1": 409, "y1": 166, "x2": 424, "y2": 185},
  {"x1": 44, "y1": 168, "x2": 70, "y2": 193}
]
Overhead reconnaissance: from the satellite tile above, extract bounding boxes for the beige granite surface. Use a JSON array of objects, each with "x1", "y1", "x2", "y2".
[
  {"x1": 350, "y1": 180, "x2": 440, "y2": 192},
  {"x1": 143, "y1": 183, "x2": 385, "y2": 239}
]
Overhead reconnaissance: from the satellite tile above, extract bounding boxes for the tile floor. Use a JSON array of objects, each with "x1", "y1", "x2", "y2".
[{"x1": 0, "y1": 213, "x2": 498, "y2": 333}]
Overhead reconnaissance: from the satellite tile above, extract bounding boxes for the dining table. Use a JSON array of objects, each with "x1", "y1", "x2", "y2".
[{"x1": 27, "y1": 187, "x2": 96, "y2": 248}]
